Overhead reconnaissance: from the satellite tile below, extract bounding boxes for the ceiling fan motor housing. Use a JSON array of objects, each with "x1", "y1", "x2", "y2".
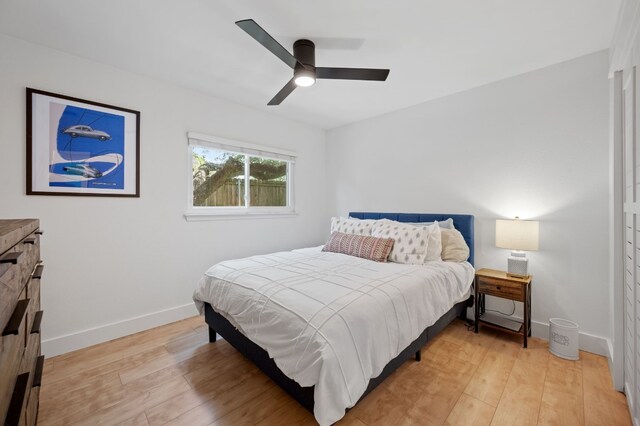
[{"x1": 293, "y1": 39, "x2": 316, "y2": 78}]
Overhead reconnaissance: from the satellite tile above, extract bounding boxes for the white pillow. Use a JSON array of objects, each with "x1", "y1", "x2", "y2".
[
  {"x1": 330, "y1": 217, "x2": 375, "y2": 236},
  {"x1": 441, "y1": 228, "x2": 470, "y2": 262},
  {"x1": 405, "y1": 218, "x2": 454, "y2": 229},
  {"x1": 371, "y1": 221, "x2": 441, "y2": 264},
  {"x1": 436, "y1": 218, "x2": 455, "y2": 229}
]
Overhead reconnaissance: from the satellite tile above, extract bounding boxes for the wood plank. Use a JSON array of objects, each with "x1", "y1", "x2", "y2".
[
  {"x1": 337, "y1": 415, "x2": 368, "y2": 426},
  {"x1": 160, "y1": 372, "x2": 277, "y2": 426},
  {"x1": 39, "y1": 371, "x2": 124, "y2": 421},
  {"x1": 345, "y1": 355, "x2": 434, "y2": 424},
  {"x1": 582, "y1": 351, "x2": 631, "y2": 426},
  {"x1": 52, "y1": 316, "x2": 198, "y2": 366},
  {"x1": 209, "y1": 384, "x2": 292, "y2": 426},
  {"x1": 117, "y1": 412, "x2": 150, "y2": 426},
  {"x1": 439, "y1": 320, "x2": 496, "y2": 365},
  {"x1": 48, "y1": 318, "x2": 198, "y2": 377},
  {"x1": 41, "y1": 345, "x2": 170, "y2": 399},
  {"x1": 52, "y1": 376, "x2": 191, "y2": 426},
  {"x1": 118, "y1": 338, "x2": 218, "y2": 384},
  {"x1": 40, "y1": 342, "x2": 222, "y2": 422},
  {"x1": 122, "y1": 366, "x2": 185, "y2": 393},
  {"x1": 180, "y1": 315, "x2": 205, "y2": 329},
  {"x1": 163, "y1": 326, "x2": 208, "y2": 354},
  {"x1": 145, "y1": 365, "x2": 259, "y2": 425},
  {"x1": 133, "y1": 341, "x2": 240, "y2": 393},
  {"x1": 538, "y1": 356, "x2": 584, "y2": 425},
  {"x1": 254, "y1": 399, "x2": 317, "y2": 426},
  {"x1": 182, "y1": 351, "x2": 255, "y2": 390},
  {"x1": 445, "y1": 393, "x2": 495, "y2": 426},
  {"x1": 349, "y1": 381, "x2": 416, "y2": 425},
  {"x1": 464, "y1": 334, "x2": 520, "y2": 407},
  {"x1": 43, "y1": 357, "x2": 54, "y2": 374},
  {"x1": 42, "y1": 319, "x2": 207, "y2": 400},
  {"x1": 145, "y1": 385, "x2": 217, "y2": 426},
  {"x1": 491, "y1": 347, "x2": 549, "y2": 426},
  {"x1": 400, "y1": 355, "x2": 477, "y2": 425}
]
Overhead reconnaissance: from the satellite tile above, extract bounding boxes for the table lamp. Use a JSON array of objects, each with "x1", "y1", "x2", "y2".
[{"x1": 495, "y1": 217, "x2": 539, "y2": 277}]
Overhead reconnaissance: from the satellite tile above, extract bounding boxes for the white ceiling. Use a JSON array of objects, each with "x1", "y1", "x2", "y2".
[{"x1": 0, "y1": 0, "x2": 621, "y2": 129}]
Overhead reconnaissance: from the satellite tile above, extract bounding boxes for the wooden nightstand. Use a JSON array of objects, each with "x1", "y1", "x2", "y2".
[{"x1": 474, "y1": 268, "x2": 532, "y2": 348}]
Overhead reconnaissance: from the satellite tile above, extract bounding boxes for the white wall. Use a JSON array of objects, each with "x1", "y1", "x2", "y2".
[
  {"x1": 0, "y1": 34, "x2": 327, "y2": 356},
  {"x1": 327, "y1": 50, "x2": 611, "y2": 354}
]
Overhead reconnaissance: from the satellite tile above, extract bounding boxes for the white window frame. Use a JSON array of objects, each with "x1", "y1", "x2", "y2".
[{"x1": 185, "y1": 132, "x2": 297, "y2": 221}]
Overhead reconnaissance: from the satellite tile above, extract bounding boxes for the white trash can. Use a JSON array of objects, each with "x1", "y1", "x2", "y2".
[{"x1": 549, "y1": 318, "x2": 579, "y2": 360}]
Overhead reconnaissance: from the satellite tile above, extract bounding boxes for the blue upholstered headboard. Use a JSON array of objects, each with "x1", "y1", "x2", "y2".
[{"x1": 348, "y1": 212, "x2": 475, "y2": 266}]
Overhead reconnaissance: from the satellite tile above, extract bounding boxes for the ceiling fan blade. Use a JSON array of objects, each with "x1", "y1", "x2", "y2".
[
  {"x1": 268, "y1": 78, "x2": 297, "y2": 105},
  {"x1": 316, "y1": 67, "x2": 390, "y2": 81},
  {"x1": 236, "y1": 19, "x2": 298, "y2": 69}
]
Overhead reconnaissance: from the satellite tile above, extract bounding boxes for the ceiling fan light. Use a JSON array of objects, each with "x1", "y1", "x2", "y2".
[
  {"x1": 294, "y1": 67, "x2": 316, "y2": 87},
  {"x1": 294, "y1": 75, "x2": 315, "y2": 87}
]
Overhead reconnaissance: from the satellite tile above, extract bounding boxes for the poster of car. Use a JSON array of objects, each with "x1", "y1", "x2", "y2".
[{"x1": 27, "y1": 88, "x2": 140, "y2": 197}]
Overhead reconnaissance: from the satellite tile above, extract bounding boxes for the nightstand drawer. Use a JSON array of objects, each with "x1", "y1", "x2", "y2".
[{"x1": 477, "y1": 276, "x2": 523, "y2": 300}]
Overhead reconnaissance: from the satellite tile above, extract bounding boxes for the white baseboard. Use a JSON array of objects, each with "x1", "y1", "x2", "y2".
[
  {"x1": 42, "y1": 303, "x2": 199, "y2": 357},
  {"x1": 607, "y1": 339, "x2": 626, "y2": 392}
]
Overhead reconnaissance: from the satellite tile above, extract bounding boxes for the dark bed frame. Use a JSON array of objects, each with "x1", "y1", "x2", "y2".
[{"x1": 203, "y1": 212, "x2": 475, "y2": 415}]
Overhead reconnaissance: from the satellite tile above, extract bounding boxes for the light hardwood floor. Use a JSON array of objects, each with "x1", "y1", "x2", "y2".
[{"x1": 39, "y1": 316, "x2": 631, "y2": 426}]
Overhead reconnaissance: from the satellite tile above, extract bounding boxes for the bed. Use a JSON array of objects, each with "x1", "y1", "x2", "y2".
[{"x1": 193, "y1": 212, "x2": 475, "y2": 425}]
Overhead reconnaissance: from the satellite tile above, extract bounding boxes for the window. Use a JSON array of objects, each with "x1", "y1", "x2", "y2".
[{"x1": 187, "y1": 132, "x2": 295, "y2": 218}]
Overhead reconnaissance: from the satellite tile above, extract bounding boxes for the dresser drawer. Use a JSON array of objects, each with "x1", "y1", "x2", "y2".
[
  {"x1": 25, "y1": 269, "x2": 42, "y2": 335},
  {"x1": 26, "y1": 273, "x2": 40, "y2": 313},
  {"x1": 0, "y1": 290, "x2": 28, "y2": 423},
  {"x1": 0, "y1": 262, "x2": 21, "y2": 332},
  {"x1": 0, "y1": 221, "x2": 39, "y2": 255},
  {"x1": 0, "y1": 233, "x2": 40, "y2": 332},
  {"x1": 477, "y1": 276, "x2": 524, "y2": 300},
  {"x1": 21, "y1": 333, "x2": 40, "y2": 373},
  {"x1": 8, "y1": 233, "x2": 40, "y2": 289},
  {"x1": 25, "y1": 385, "x2": 39, "y2": 426},
  {"x1": 4, "y1": 373, "x2": 29, "y2": 426},
  {"x1": 0, "y1": 334, "x2": 25, "y2": 422}
]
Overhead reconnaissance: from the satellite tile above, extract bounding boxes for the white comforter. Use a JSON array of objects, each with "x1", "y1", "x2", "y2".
[{"x1": 193, "y1": 247, "x2": 474, "y2": 425}]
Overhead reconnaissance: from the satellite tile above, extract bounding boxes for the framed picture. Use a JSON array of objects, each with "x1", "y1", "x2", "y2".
[{"x1": 26, "y1": 88, "x2": 140, "y2": 197}]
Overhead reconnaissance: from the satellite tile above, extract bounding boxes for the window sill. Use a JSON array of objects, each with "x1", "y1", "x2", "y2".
[{"x1": 184, "y1": 209, "x2": 298, "y2": 221}]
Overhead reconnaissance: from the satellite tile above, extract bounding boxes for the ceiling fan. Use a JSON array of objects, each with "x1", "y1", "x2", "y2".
[{"x1": 235, "y1": 19, "x2": 390, "y2": 105}]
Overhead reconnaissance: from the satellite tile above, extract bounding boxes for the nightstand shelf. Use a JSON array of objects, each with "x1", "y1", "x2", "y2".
[{"x1": 474, "y1": 268, "x2": 532, "y2": 348}]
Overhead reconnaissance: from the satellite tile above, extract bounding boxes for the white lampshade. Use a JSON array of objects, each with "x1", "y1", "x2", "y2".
[{"x1": 496, "y1": 218, "x2": 539, "y2": 251}]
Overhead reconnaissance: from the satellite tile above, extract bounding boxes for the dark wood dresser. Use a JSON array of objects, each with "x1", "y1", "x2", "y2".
[{"x1": 0, "y1": 219, "x2": 44, "y2": 426}]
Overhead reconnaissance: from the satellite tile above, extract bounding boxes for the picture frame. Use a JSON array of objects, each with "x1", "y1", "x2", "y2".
[{"x1": 26, "y1": 88, "x2": 140, "y2": 197}]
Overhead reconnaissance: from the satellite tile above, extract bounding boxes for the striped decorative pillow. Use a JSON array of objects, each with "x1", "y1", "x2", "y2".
[{"x1": 322, "y1": 231, "x2": 394, "y2": 262}]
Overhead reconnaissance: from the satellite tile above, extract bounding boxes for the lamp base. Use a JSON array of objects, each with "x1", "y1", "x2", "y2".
[{"x1": 507, "y1": 251, "x2": 529, "y2": 278}]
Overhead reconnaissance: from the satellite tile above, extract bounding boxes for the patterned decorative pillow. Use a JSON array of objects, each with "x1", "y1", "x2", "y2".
[
  {"x1": 322, "y1": 232, "x2": 394, "y2": 262},
  {"x1": 330, "y1": 217, "x2": 376, "y2": 236},
  {"x1": 371, "y1": 221, "x2": 441, "y2": 264},
  {"x1": 426, "y1": 222, "x2": 443, "y2": 261},
  {"x1": 441, "y1": 228, "x2": 470, "y2": 262}
]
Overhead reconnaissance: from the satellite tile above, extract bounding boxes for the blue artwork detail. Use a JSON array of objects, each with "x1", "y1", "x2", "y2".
[{"x1": 51, "y1": 105, "x2": 125, "y2": 189}]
